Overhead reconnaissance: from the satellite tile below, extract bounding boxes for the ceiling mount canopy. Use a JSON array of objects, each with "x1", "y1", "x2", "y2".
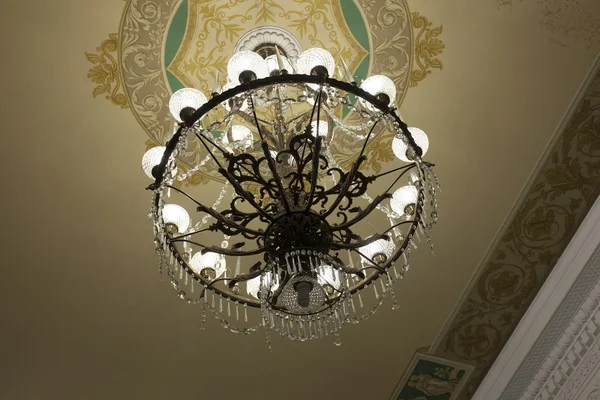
[{"x1": 144, "y1": 38, "x2": 439, "y2": 347}]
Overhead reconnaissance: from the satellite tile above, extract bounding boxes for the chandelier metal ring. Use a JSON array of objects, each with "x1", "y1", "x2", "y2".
[{"x1": 145, "y1": 48, "x2": 439, "y2": 343}]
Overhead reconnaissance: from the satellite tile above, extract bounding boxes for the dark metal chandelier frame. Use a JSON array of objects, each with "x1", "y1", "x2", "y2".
[{"x1": 147, "y1": 66, "x2": 439, "y2": 343}]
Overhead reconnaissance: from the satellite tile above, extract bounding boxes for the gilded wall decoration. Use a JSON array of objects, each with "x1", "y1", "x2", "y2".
[
  {"x1": 497, "y1": 0, "x2": 600, "y2": 50},
  {"x1": 86, "y1": 0, "x2": 444, "y2": 184},
  {"x1": 410, "y1": 12, "x2": 444, "y2": 88},
  {"x1": 432, "y1": 62, "x2": 600, "y2": 399},
  {"x1": 85, "y1": 33, "x2": 128, "y2": 109}
]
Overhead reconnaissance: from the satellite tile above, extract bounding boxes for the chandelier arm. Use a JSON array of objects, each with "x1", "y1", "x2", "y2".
[
  {"x1": 248, "y1": 93, "x2": 292, "y2": 213},
  {"x1": 299, "y1": 85, "x2": 322, "y2": 163},
  {"x1": 149, "y1": 125, "x2": 185, "y2": 189},
  {"x1": 320, "y1": 155, "x2": 367, "y2": 218},
  {"x1": 232, "y1": 110, "x2": 274, "y2": 137},
  {"x1": 195, "y1": 130, "x2": 226, "y2": 170},
  {"x1": 305, "y1": 136, "x2": 322, "y2": 212},
  {"x1": 164, "y1": 184, "x2": 264, "y2": 236},
  {"x1": 330, "y1": 193, "x2": 392, "y2": 232},
  {"x1": 169, "y1": 228, "x2": 211, "y2": 241},
  {"x1": 330, "y1": 233, "x2": 390, "y2": 250},
  {"x1": 305, "y1": 87, "x2": 325, "y2": 211},
  {"x1": 197, "y1": 204, "x2": 265, "y2": 237},
  {"x1": 319, "y1": 117, "x2": 380, "y2": 218},
  {"x1": 170, "y1": 238, "x2": 264, "y2": 257},
  {"x1": 372, "y1": 163, "x2": 418, "y2": 180},
  {"x1": 380, "y1": 220, "x2": 416, "y2": 236},
  {"x1": 330, "y1": 232, "x2": 384, "y2": 272},
  {"x1": 206, "y1": 268, "x2": 263, "y2": 290},
  {"x1": 195, "y1": 131, "x2": 275, "y2": 221}
]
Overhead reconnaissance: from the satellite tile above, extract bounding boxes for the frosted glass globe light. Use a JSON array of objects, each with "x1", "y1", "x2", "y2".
[
  {"x1": 162, "y1": 204, "x2": 190, "y2": 233},
  {"x1": 190, "y1": 252, "x2": 226, "y2": 279},
  {"x1": 360, "y1": 75, "x2": 396, "y2": 108},
  {"x1": 142, "y1": 146, "x2": 166, "y2": 179},
  {"x1": 265, "y1": 54, "x2": 293, "y2": 74},
  {"x1": 297, "y1": 48, "x2": 335, "y2": 76},
  {"x1": 222, "y1": 125, "x2": 253, "y2": 149},
  {"x1": 309, "y1": 120, "x2": 328, "y2": 137},
  {"x1": 227, "y1": 51, "x2": 269, "y2": 84},
  {"x1": 169, "y1": 88, "x2": 208, "y2": 122},
  {"x1": 317, "y1": 265, "x2": 341, "y2": 290},
  {"x1": 391, "y1": 185, "x2": 419, "y2": 216},
  {"x1": 392, "y1": 127, "x2": 430, "y2": 162},
  {"x1": 359, "y1": 238, "x2": 395, "y2": 266},
  {"x1": 222, "y1": 82, "x2": 249, "y2": 112},
  {"x1": 247, "y1": 272, "x2": 280, "y2": 299}
]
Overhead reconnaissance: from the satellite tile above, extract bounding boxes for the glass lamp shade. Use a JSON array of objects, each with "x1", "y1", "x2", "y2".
[
  {"x1": 360, "y1": 75, "x2": 396, "y2": 108},
  {"x1": 392, "y1": 127, "x2": 430, "y2": 162},
  {"x1": 162, "y1": 204, "x2": 190, "y2": 233},
  {"x1": 169, "y1": 88, "x2": 208, "y2": 122},
  {"x1": 190, "y1": 252, "x2": 226, "y2": 278},
  {"x1": 227, "y1": 51, "x2": 269, "y2": 84},
  {"x1": 391, "y1": 185, "x2": 419, "y2": 216},
  {"x1": 246, "y1": 271, "x2": 280, "y2": 299},
  {"x1": 280, "y1": 275, "x2": 327, "y2": 312},
  {"x1": 265, "y1": 54, "x2": 293, "y2": 74},
  {"x1": 221, "y1": 125, "x2": 254, "y2": 149},
  {"x1": 296, "y1": 48, "x2": 335, "y2": 76},
  {"x1": 142, "y1": 146, "x2": 166, "y2": 179},
  {"x1": 317, "y1": 265, "x2": 342, "y2": 290},
  {"x1": 359, "y1": 238, "x2": 395, "y2": 266},
  {"x1": 222, "y1": 82, "x2": 249, "y2": 112},
  {"x1": 309, "y1": 120, "x2": 328, "y2": 137}
]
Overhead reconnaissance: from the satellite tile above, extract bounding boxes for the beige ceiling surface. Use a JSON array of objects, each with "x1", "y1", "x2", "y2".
[{"x1": 0, "y1": 1, "x2": 599, "y2": 400}]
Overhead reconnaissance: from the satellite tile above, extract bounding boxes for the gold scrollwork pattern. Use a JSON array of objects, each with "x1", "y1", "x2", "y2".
[
  {"x1": 435, "y1": 66, "x2": 600, "y2": 399},
  {"x1": 410, "y1": 12, "x2": 444, "y2": 88},
  {"x1": 497, "y1": 0, "x2": 600, "y2": 50},
  {"x1": 86, "y1": 33, "x2": 129, "y2": 108}
]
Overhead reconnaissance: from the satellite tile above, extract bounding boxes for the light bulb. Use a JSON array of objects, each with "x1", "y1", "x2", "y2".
[
  {"x1": 190, "y1": 252, "x2": 226, "y2": 279},
  {"x1": 392, "y1": 127, "x2": 430, "y2": 162},
  {"x1": 142, "y1": 146, "x2": 166, "y2": 179},
  {"x1": 227, "y1": 51, "x2": 269, "y2": 84},
  {"x1": 360, "y1": 75, "x2": 396, "y2": 108},
  {"x1": 222, "y1": 125, "x2": 253, "y2": 149},
  {"x1": 359, "y1": 238, "x2": 395, "y2": 266},
  {"x1": 246, "y1": 272, "x2": 280, "y2": 299},
  {"x1": 162, "y1": 204, "x2": 190, "y2": 233},
  {"x1": 169, "y1": 88, "x2": 208, "y2": 122},
  {"x1": 297, "y1": 48, "x2": 335, "y2": 76},
  {"x1": 391, "y1": 185, "x2": 419, "y2": 216},
  {"x1": 265, "y1": 54, "x2": 293, "y2": 74},
  {"x1": 317, "y1": 265, "x2": 341, "y2": 290},
  {"x1": 309, "y1": 120, "x2": 328, "y2": 137}
]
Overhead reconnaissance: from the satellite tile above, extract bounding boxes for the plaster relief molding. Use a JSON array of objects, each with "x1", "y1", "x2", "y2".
[{"x1": 525, "y1": 274, "x2": 600, "y2": 399}]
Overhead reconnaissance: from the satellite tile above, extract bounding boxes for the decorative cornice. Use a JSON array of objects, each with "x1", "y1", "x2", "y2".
[
  {"x1": 431, "y1": 53, "x2": 600, "y2": 399},
  {"x1": 523, "y1": 252, "x2": 600, "y2": 400}
]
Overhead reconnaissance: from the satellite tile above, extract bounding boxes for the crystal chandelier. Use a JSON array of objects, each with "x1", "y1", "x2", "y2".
[{"x1": 144, "y1": 44, "x2": 439, "y2": 346}]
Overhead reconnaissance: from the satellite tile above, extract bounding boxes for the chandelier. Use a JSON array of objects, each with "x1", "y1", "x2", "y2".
[{"x1": 144, "y1": 43, "x2": 439, "y2": 347}]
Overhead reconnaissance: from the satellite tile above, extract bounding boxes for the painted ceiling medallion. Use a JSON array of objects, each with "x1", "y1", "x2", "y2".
[
  {"x1": 85, "y1": 0, "x2": 444, "y2": 185},
  {"x1": 233, "y1": 26, "x2": 302, "y2": 64}
]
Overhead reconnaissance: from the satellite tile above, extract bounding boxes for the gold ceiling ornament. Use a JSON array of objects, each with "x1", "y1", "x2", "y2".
[
  {"x1": 431, "y1": 61, "x2": 600, "y2": 399},
  {"x1": 89, "y1": 0, "x2": 443, "y2": 184},
  {"x1": 497, "y1": 0, "x2": 600, "y2": 50},
  {"x1": 85, "y1": 33, "x2": 128, "y2": 109},
  {"x1": 168, "y1": 0, "x2": 366, "y2": 96},
  {"x1": 410, "y1": 12, "x2": 444, "y2": 88}
]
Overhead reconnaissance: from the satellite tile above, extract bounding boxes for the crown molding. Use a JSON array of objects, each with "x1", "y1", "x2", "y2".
[{"x1": 473, "y1": 192, "x2": 600, "y2": 399}]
